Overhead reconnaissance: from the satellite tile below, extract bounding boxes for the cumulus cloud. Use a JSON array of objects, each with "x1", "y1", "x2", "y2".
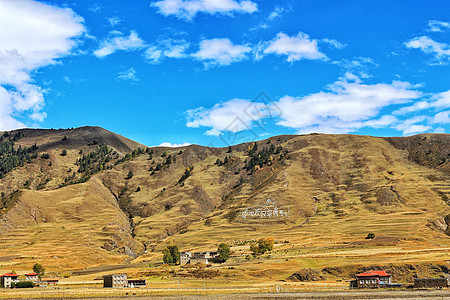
[
  {"x1": 394, "y1": 89, "x2": 450, "y2": 115},
  {"x1": 185, "y1": 75, "x2": 423, "y2": 136},
  {"x1": 144, "y1": 38, "x2": 190, "y2": 64},
  {"x1": 405, "y1": 36, "x2": 450, "y2": 63},
  {"x1": 275, "y1": 76, "x2": 420, "y2": 134},
  {"x1": 159, "y1": 142, "x2": 192, "y2": 147},
  {"x1": 395, "y1": 116, "x2": 431, "y2": 135},
  {"x1": 117, "y1": 68, "x2": 138, "y2": 81},
  {"x1": 192, "y1": 38, "x2": 251, "y2": 67},
  {"x1": 428, "y1": 20, "x2": 450, "y2": 32},
  {"x1": 186, "y1": 98, "x2": 269, "y2": 136},
  {"x1": 94, "y1": 31, "x2": 146, "y2": 58},
  {"x1": 0, "y1": 0, "x2": 85, "y2": 130},
  {"x1": 151, "y1": 0, "x2": 257, "y2": 20},
  {"x1": 432, "y1": 110, "x2": 450, "y2": 124},
  {"x1": 256, "y1": 32, "x2": 327, "y2": 63}
]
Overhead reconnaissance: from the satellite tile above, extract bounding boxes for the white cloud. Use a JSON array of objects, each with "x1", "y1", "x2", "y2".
[
  {"x1": 394, "y1": 89, "x2": 450, "y2": 115},
  {"x1": 88, "y1": 3, "x2": 101, "y2": 12},
  {"x1": 250, "y1": 5, "x2": 291, "y2": 31},
  {"x1": 333, "y1": 57, "x2": 377, "y2": 78},
  {"x1": 0, "y1": 0, "x2": 85, "y2": 130},
  {"x1": 275, "y1": 75, "x2": 421, "y2": 134},
  {"x1": 159, "y1": 142, "x2": 192, "y2": 147},
  {"x1": 183, "y1": 74, "x2": 445, "y2": 136},
  {"x1": 395, "y1": 116, "x2": 431, "y2": 135},
  {"x1": 267, "y1": 5, "x2": 290, "y2": 21},
  {"x1": 256, "y1": 32, "x2": 327, "y2": 63},
  {"x1": 151, "y1": 0, "x2": 257, "y2": 20},
  {"x1": 117, "y1": 68, "x2": 138, "y2": 81},
  {"x1": 186, "y1": 98, "x2": 268, "y2": 136},
  {"x1": 322, "y1": 38, "x2": 347, "y2": 50},
  {"x1": 432, "y1": 110, "x2": 450, "y2": 124},
  {"x1": 428, "y1": 20, "x2": 450, "y2": 32},
  {"x1": 192, "y1": 38, "x2": 251, "y2": 67},
  {"x1": 144, "y1": 38, "x2": 190, "y2": 64},
  {"x1": 94, "y1": 31, "x2": 146, "y2": 58},
  {"x1": 107, "y1": 17, "x2": 121, "y2": 26},
  {"x1": 405, "y1": 36, "x2": 450, "y2": 63}
]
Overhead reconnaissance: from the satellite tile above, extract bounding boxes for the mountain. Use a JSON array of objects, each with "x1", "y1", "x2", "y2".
[{"x1": 0, "y1": 127, "x2": 448, "y2": 282}]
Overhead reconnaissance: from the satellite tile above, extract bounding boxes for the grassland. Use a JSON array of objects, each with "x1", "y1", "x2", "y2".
[{"x1": 0, "y1": 129, "x2": 448, "y2": 286}]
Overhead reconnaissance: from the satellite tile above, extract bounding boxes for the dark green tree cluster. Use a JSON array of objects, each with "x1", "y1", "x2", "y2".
[
  {"x1": 214, "y1": 156, "x2": 230, "y2": 166},
  {"x1": 32, "y1": 263, "x2": 45, "y2": 278},
  {"x1": 250, "y1": 237, "x2": 274, "y2": 255},
  {"x1": 178, "y1": 166, "x2": 193, "y2": 184},
  {"x1": 244, "y1": 143, "x2": 283, "y2": 173},
  {"x1": 365, "y1": 233, "x2": 375, "y2": 239},
  {"x1": 149, "y1": 151, "x2": 176, "y2": 175},
  {"x1": 11, "y1": 281, "x2": 34, "y2": 288},
  {"x1": 125, "y1": 170, "x2": 134, "y2": 179},
  {"x1": 217, "y1": 243, "x2": 230, "y2": 262},
  {"x1": 115, "y1": 147, "x2": 145, "y2": 165},
  {"x1": 162, "y1": 245, "x2": 180, "y2": 265},
  {"x1": 76, "y1": 145, "x2": 114, "y2": 175},
  {"x1": 0, "y1": 132, "x2": 38, "y2": 178}
]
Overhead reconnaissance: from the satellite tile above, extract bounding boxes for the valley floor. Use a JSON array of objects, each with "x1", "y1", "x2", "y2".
[{"x1": 0, "y1": 288, "x2": 449, "y2": 299}]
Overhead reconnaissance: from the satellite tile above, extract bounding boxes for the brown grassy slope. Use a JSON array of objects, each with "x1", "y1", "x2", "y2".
[
  {"x1": 0, "y1": 130, "x2": 448, "y2": 277},
  {"x1": 0, "y1": 177, "x2": 139, "y2": 271},
  {"x1": 384, "y1": 133, "x2": 449, "y2": 174},
  {"x1": 145, "y1": 134, "x2": 449, "y2": 249}
]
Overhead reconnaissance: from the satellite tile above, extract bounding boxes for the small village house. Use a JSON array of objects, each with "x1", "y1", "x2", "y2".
[
  {"x1": 180, "y1": 252, "x2": 192, "y2": 265},
  {"x1": 350, "y1": 270, "x2": 392, "y2": 288},
  {"x1": 25, "y1": 272, "x2": 39, "y2": 282},
  {"x1": 0, "y1": 272, "x2": 19, "y2": 288},
  {"x1": 103, "y1": 274, "x2": 127, "y2": 288},
  {"x1": 180, "y1": 251, "x2": 219, "y2": 265}
]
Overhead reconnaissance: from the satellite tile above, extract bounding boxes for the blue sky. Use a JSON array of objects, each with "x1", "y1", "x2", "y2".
[{"x1": 1, "y1": 0, "x2": 449, "y2": 147}]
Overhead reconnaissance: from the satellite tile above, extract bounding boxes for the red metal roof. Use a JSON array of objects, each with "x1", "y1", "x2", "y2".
[
  {"x1": 25, "y1": 272, "x2": 38, "y2": 276},
  {"x1": 1, "y1": 272, "x2": 18, "y2": 277},
  {"x1": 356, "y1": 270, "x2": 391, "y2": 277}
]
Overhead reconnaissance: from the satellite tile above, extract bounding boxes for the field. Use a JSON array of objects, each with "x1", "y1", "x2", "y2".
[{"x1": 0, "y1": 287, "x2": 449, "y2": 299}]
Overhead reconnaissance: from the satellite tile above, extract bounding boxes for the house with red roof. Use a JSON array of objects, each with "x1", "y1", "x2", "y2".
[
  {"x1": 25, "y1": 272, "x2": 39, "y2": 282},
  {"x1": 1, "y1": 272, "x2": 19, "y2": 288},
  {"x1": 350, "y1": 270, "x2": 392, "y2": 288}
]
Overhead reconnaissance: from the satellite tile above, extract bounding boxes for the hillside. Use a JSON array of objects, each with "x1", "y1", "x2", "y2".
[{"x1": 0, "y1": 128, "x2": 448, "y2": 283}]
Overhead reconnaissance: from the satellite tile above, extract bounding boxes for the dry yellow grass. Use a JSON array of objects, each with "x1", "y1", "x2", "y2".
[{"x1": 0, "y1": 130, "x2": 448, "y2": 284}]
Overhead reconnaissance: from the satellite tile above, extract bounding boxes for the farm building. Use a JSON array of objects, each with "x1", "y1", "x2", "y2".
[
  {"x1": 180, "y1": 251, "x2": 219, "y2": 265},
  {"x1": 350, "y1": 270, "x2": 393, "y2": 288},
  {"x1": 127, "y1": 279, "x2": 146, "y2": 287},
  {"x1": 0, "y1": 272, "x2": 19, "y2": 288},
  {"x1": 414, "y1": 277, "x2": 450, "y2": 288},
  {"x1": 25, "y1": 272, "x2": 39, "y2": 282},
  {"x1": 103, "y1": 274, "x2": 127, "y2": 288}
]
